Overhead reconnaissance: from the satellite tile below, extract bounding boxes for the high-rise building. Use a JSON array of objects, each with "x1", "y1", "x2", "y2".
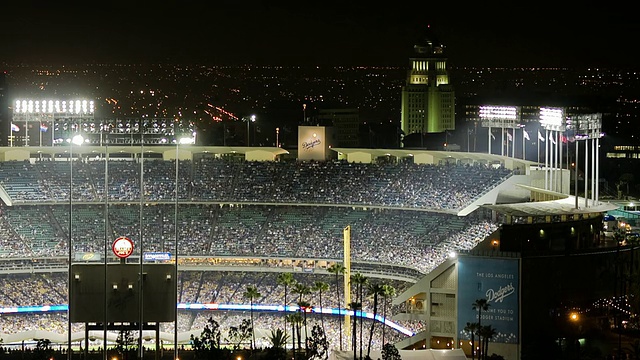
[
  {"x1": 400, "y1": 30, "x2": 455, "y2": 139},
  {"x1": 317, "y1": 108, "x2": 361, "y2": 148}
]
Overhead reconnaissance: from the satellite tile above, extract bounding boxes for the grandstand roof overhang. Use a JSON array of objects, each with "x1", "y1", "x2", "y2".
[
  {"x1": 482, "y1": 195, "x2": 618, "y2": 217},
  {"x1": 0, "y1": 146, "x2": 289, "y2": 160},
  {"x1": 331, "y1": 148, "x2": 539, "y2": 167}
]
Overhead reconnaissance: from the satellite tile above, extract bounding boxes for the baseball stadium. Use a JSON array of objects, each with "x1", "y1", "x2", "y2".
[{"x1": 0, "y1": 101, "x2": 632, "y2": 360}]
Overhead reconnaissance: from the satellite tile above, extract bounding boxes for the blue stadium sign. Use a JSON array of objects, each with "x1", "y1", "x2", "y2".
[{"x1": 143, "y1": 252, "x2": 171, "y2": 261}]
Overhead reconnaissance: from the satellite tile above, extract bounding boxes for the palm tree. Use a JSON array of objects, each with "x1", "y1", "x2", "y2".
[
  {"x1": 292, "y1": 283, "x2": 311, "y2": 352},
  {"x1": 381, "y1": 284, "x2": 396, "y2": 347},
  {"x1": 464, "y1": 322, "x2": 479, "y2": 360},
  {"x1": 298, "y1": 300, "x2": 312, "y2": 356},
  {"x1": 277, "y1": 272, "x2": 296, "y2": 351},
  {"x1": 348, "y1": 301, "x2": 362, "y2": 360},
  {"x1": 478, "y1": 325, "x2": 497, "y2": 360},
  {"x1": 313, "y1": 281, "x2": 330, "y2": 338},
  {"x1": 327, "y1": 262, "x2": 346, "y2": 350},
  {"x1": 352, "y1": 272, "x2": 368, "y2": 360},
  {"x1": 366, "y1": 283, "x2": 385, "y2": 359},
  {"x1": 472, "y1": 298, "x2": 489, "y2": 359},
  {"x1": 243, "y1": 285, "x2": 261, "y2": 352},
  {"x1": 286, "y1": 313, "x2": 301, "y2": 360},
  {"x1": 472, "y1": 298, "x2": 490, "y2": 327}
]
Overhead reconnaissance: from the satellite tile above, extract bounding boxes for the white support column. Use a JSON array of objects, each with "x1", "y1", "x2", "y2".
[
  {"x1": 545, "y1": 129, "x2": 549, "y2": 190},
  {"x1": 591, "y1": 130, "x2": 596, "y2": 206},
  {"x1": 596, "y1": 135, "x2": 600, "y2": 203},
  {"x1": 559, "y1": 132, "x2": 564, "y2": 193},
  {"x1": 584, "y1": 137, "x2": 589, "y2": 208}
]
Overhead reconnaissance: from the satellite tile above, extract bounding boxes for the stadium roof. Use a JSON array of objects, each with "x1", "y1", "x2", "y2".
[
  {"x1": 331, "y1": 148, "x2": 540, "y2": 167},
  {"x1": 482, "y1": 195, "x2": 618, "y2": 217}
]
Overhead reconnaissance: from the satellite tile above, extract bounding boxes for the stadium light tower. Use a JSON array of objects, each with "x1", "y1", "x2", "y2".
[
  {"x1": 68, "y1": 133, "x2": 84, "y2": 360},
  {"x1": 243, "y1": 115, "x2": 256, "y2": 146}
]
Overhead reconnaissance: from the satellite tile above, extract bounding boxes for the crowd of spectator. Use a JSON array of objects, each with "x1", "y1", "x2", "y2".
[
  {"x1": 0, "y1": 158, "x2": 509, "y2": 347},
  {"x1": 0, "y1": 158, "x2": 511, "y2": 210}
]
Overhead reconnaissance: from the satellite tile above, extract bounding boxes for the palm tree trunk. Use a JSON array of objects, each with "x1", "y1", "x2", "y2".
[
  {"x1": 250, "y1": 300, "x2": 255, "y2": 352},
  {"x1": 291, "y1": 320, "x2": 296, "y2": 360},
  {"x1": 359, "y1": 285, "x2": 363, "y2": 360},
  {"x1": 336, "y1": 273, "x2": 343, "y2": 351},
  {"x1": 319, "y1": 291, "x2": 326, "y2": 339},
  {"x1": 284, "y1": 286, "x2": 288, "y2": 353},
  {"x1": 367, "y1": 294, "x2": 379, "y2": 359},
  {"x1": 382, "y1": 296, "x2": 387, "y2": 347},
  {"x1": 471, "y1": 333, "x2": 475, "y2": 360},
  {"x1": 353, "y1": 311, "x2": 357, "y2": 360}
]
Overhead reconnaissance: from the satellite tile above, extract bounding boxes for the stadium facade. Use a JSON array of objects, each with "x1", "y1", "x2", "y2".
[{"x1": 0, "y1": 130, "x2": 626, "y2": 360}]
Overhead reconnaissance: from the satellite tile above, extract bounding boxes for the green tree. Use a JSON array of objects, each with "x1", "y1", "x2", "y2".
[
  {"x1": 313, "y1": 280, "x2": 330, "y2": 338},
  {"x1": 327, "y1": 262, "x2": 346, "y2": 350},
  {"x1": 190, "y1": 317, "x2": 223, "y2": 359},
  {"x1": 307, "y1": 324, "x2": 329, "y2": 360},
  {"x1": 277, "y1": 271, "x2": 296, "y2": 352},
  {"x1": 366, "y1": 282, "x2": 385, "y2": 359},
  {"x1": 352, "y1": 272, "x2": 368, "y2": 360},
  {"x1": 381, "y1": 343, "x2": 401, "y2": 360},
  {"x1": 115, "y1": 329, "x2": 136, "y2": 360},
  {"x1": 34, "y1": 339, "x2": 53, "y2": 360},
  {"x1": 227, "y1": 318, "x2": 253, "y2": 350},
  {"x1": 243, "y1": 285, "x2": 262, "y2": 351},
  {"x1": 381, "y1": 284, "x2": 396, "y2": 347},
  {"x1": 267, "y1": 328, "x2": 289, "y2": 360},
  {"x1": 464, "y1": 321, "x2": 479, "y2": 360}
]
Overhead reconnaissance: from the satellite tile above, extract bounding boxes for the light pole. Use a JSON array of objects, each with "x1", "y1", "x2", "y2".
[
  {"x1": 174, "y1": 135, "x2": 193, "y2": 360},
  {"x1": 243, "y1": 115, "x2": 256, "y2": 146},
  {"x1": 68, "y1": 133, "x2": 84, "y2": 360}
]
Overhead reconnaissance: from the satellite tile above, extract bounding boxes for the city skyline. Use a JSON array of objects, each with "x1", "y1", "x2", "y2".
[{"x1": 2, "y1": 3, "x2": 638, "y2": 68}]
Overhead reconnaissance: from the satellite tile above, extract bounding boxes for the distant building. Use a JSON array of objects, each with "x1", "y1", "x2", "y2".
[
  {"x1": 400, "y1": 31, "x2": 455, "y2": 137},
  {"x1": 317, "y1": 108, "x2": 361, "y2": 147}
]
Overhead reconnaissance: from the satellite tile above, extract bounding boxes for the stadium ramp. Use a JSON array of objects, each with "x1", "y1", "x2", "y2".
[{"x1": 457, "y1": 174, "x2": 531, "y2": 216}]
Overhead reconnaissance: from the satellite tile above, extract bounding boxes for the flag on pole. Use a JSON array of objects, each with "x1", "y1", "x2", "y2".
[
  {"x1": 490, "y1": 131, "x2": 495, "y2": 140},
  {"x1": 548, "y1": 133, "x2": 556, "y2": 145},
  {"x1": 523, "y1": 129, "x2": 530, "y2": 141},
  {"x1": 507, "y1": 131, "x2": 513, "y2": 142},
  {"x1": 11, "y1": 123, "x2": 20, "y2": 132},
  {"x1": 538, "y1": 130, "x2": 545, "y2": 142}
]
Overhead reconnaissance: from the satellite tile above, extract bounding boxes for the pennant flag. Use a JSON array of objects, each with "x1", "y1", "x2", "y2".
[
  {"x1": 507, "y1": 131, "x2": 513, "y2": 142},
  {"x1": 523, "y1": 129, "x2": 530, "y2": 141},
  {"x1": 490, "y1": 131, "x2": 495, "y2": 140},
  {"x1": 548, "y1": 133, "x2": 556, "y2": 145},
  {"x1": 538, "y1": 131, "x2": 545, "y2": 142},
  {"x1": 11, "y1": 123, "x2": 20, "y2": 132},
  {"x1": 40, "y1": 124, "x2": 48, "y2": 132}
]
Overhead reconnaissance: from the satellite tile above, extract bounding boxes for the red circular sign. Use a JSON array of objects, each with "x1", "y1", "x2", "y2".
[{"x1": 112, "y1": 236, "x2": 134, "y2": 259}]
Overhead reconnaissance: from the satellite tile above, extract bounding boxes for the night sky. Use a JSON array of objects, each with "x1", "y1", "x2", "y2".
[{"x1": 2, "y1": 2, "x2": 638, "y2": 68}]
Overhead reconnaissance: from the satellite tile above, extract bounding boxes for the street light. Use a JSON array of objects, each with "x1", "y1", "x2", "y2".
[
  {"x1": 243, "y1": 115, "x2": 256, "y2": 146},
  {"x1": 68, "y1": 133, "x2": 84, "y2": 360}
]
